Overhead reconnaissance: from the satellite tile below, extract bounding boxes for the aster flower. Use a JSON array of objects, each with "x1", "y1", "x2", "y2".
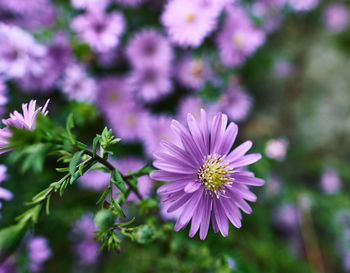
[
  {"x1": 71, "y1": 9, "x2": 125, "y2": 53},
  {"x1": 0, "y1": 99, "x2": 49, "y2": 153},
  {"x1": 320, "y1": 167, "x2": 341, "y2": 194},
  {"x1": 151, "y1": 110, "x2": 264, "y2": 239},
  {"x1": 176, "y1": 56, "x2": 212, "y2": 91},
  {"x1": 161, "y1": 0, "x2": 221, "y2": 48},
  {"x1": 61, "y1": 63, "x2": 97, "y2": 102},
  {"x1": 126, "y1": 29, "x2": 173, "y2": 69},
  {"x1": 323, "y1": 4, "x2": 349, "y2": 34},
  {"x1": 129, "y1": 66, "x2": 172, "y2": 102},
  {"x1": 217, "y1": 7, "x2": 266, "y2": 67},
  {"x1": 218, "y1": 87, "x2": 252, "y2": 122},
  {"x1": 0, "y1": 164, "x2": 12, "y2": 218},
  {"x1": 96, "y1": 76, "x2": 133, "y2": 115},
  {"x1": 0, "y1": 23, "x2": 47, "y2": 79},
  {"x1": 141, "y1": 115, "x2": 182, "y2": 158},
  {"x1": 71, "y1": 0, "x2": 110, "y2": 10},
  {"x1": 287, "y1": 0, "x2": 318, "y2": 12},
  {"x1": 265, "y1": 137, "x2": 289, "y2": 161},
  {"x1": 115, "y1": 157, "x2": 153, "y2": 201},
  {"x1": 273, "y1": 203, "x2": 301, "y2": 232},
  {"x1": 0, "y1": 79, "x2": 8, "y2": 111},
  {"x1": 27, "y1": 237, "x2": 52, "y2": 273},
  {"x1": 252, "y1": 0, "x2": 286, "y2": 33},
  {"x1": 176, "y1": 96, "x2": 216, "y2": 124},
  {"x1": 105, "y1": 103, "x2": 148, "y2": 141}
]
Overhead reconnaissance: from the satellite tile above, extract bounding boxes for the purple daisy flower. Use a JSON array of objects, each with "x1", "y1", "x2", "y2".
[
  {"x1": 129, "y1": 65, "x2": 172, "y2": 102},
  {"x1": 96, "y1": 76, "x2": 133, "y2": 115},
  {"x1": 0, "y1": 164, "x2": 12, "y2": 217},
  {"x1": 61, "y1": 63, "x2": 97, "y2": 102},
  {"x1": 217, "y1": 6, "x2": 266, "y2": 68},
  {"x1": 323, "y1": 3, "x2": 349, "y2": 34},
  {"x1": 265, "y1": 137, "x2": 289, "y2": 161},
  {"x1": 71, "y1": 0, "x2": 110, "y2": 10},
  {"x1": 287, "y1": 0, "x2": 318, "y2": 12},
  {"x1": 114, "y1": 0, "x2": 144, "y2": 7},
  {"x1": 126, "y1": 29, "x2": 173, "y2": 69},
  {"x1": 115, "y1": 157, "x2": 153, "y2": 201},
  {"x1": 320, "y1": 167, "x2": 341, "y2": 195},
  {"x1": 252, "y1": 0, "x2": 286, "y2": 33},
  {"x1": 161, "y1": 0, "x2": 221, "y2": 48},
  {"x1": 151, "y1": 110, "x2": 264, "y2": 239},
  {"x1": 141, "y1": 115, "x2": 182, "y2": 158},
  {"x1": 273, "y1": 203, "x2": 301, "y2": 232},
  {"x1": 218, "y1": 87, "x2": 253, "y2": 122},
  {"x1": 176, "y1": 56, "x2": 212, "y2": 91},
  {"x1": 27, "y1": 236, "x2": 52, "y2": 273},
  {"x1": 0, "y1": 23, "x2": 46, "y2": 79},
  {"x1": 0, "y1": 79, "x2": 8, "y2": 111},
  {"x1": 0, "y1": 99, "x2": 49, "y2": 153},
  {"x1": 71, "y1": 9, "x2": 125, "y2": 53},
  {"x1": 105, "y1": 103, "x2": 148, "y2": 141}
]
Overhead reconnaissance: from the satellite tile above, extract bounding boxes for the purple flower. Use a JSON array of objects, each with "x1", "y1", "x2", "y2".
[
  {"x1": 265, "y1": 137, "x2": 289, "y2": 161},
  {"x1": 218, "y1": 87, "x2": 252, "y2": 122},
  {"x1": 129, "y1": 66, "x2": 172, "y2": 102},
  {"x1": 0, "y1": 261, "x2": 18, "y2": 273},
  {"x1": 0, "y1": 23, "x2": 46, "y2": 79},
  {"x1": 176, "y1": 96, "x2": 216, "y2": 124},
  {"x1": 105, "y1": 103, "x2": 148, "y2": 141},
  {"x1": 0, "y1": 99, "x2": 49, "y2": 154},
  {"x1": 0, "y1": 79, "x2": 8, "y2": 111},
  {"x1": 323, "y1": 3, "x2": 349, "y2": 34},
  {"x1": 344, "y1": 252, "x2": 350, "y2": 272},
  {"x1": 71, "y1": 9, "x2": 125, "y2": 53},
  {"x1": 71, "y1": 0, "x2": 110, "y2": 10},
  {"x1": 126, "y1": 29, "x2": 173, "y2": 69},
  {"x1": 217, "y1": 6, "x2": 266, "y2": 67},
  {"x1": 274, "y1": 58, "x2": 295, "y2": 78},
  {"x1": 115, "y1": 157, "x2": 153, "y2": 201},
  {"x1": 151, "y1": 110, "x2": 264, "y2": 239},
  {"x1": 0, "y1": 164, "x2": 12, "y2": 216},
  {"x1": 161, "y1": 0, "x2": 221, "y2": 48},
  {"x1": 114, "y1": 0, "x2": 144, "y2": 7},
  {"x1": 176, "y1": 56, "x2": 212, "y2": 91},
  {"x1": 96, "y1": 76, "x2": 133, "y2": 115},
  {"x1": 287, "y1": 0, "x2": 318, "y2": 12},
  {"x1": 265, "y1": 173, "x2": 282, "y2": 196},
  {"x1": 61, "y1": 63, "x2": 97, "y2": 102},
  {"x1": 141, "y1": 115, "x2": 182, "y2": 158},
  {"x1": 79, "y1": 164, "x2": 112, "y2": 191},
  {"x1": 320, "y1": 167, "x2": 341, "y2": 195},
  {"x1": 273, "y1": 203, "x2": 301, "y2": 231},
  {"x1": 27, "y1": 236, "x2": 52, "y2": 273},
  {"x1": 252, "y1": 0, "x2": 286, "y2": 33},
  {"x1": 71, "y1": 214, "x2": 100, "y2": 265}
]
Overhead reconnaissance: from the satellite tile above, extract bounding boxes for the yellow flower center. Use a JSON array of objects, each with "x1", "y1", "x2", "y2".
[
  {"x1": 233, "y1": 34, "x2": 243, "y2": 47},
  {"x1": 108, "y1": 91, "x2": 119, "y2": 102},
  {"x1": 198, "y1": 155, "x2": 233, "y2": 198},
  {"x1": 186, "y1": 13, "x2": 195, "y2": 22}
]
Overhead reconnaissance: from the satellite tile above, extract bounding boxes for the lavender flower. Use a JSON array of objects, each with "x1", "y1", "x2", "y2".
[
  {"x1": 105, "y1": 103, "x2": 148, "y2": 141},
  {"x1": 161, "y1": 0, "x2": 221, "y2": 48},
  {"x1": 265, "y1": 137, "x2": 289, "y2": 161},
  {"x1": 96, "y1": 76, "x2": 133, "y2": 115},
  {"x1": 217, "y1": 6, "x2": 266, "y2": 67},
  {"x1": 71, "y1": 9, "x2": 125, "y2": 53},
  {"x1": 0, "y1": 165, "x2": 12, "y2": 218},
  {"x1": 176, "y1": 96, "x2": 216, "y2": 124},
  {"x1": 27, "y1": 237, "x2": 52, "y2": 272},
  {"x1": 61, "y1": 63, "x2": 97, "y2": 102},
  {"x1": 0, "y1": 261, "x2": 18, "y2": 273},
  {"x1": 151, "y1": 110, "x2": 264, "y2": 239},
  {"x1": 126, "y1": 29, "x2": 173, "y2": 69},
  {"x1": 320, "y1": 167, "x2": 341, "y2": 195},
  {"x1": 71, "y1": 0, "x2": 110, "y2": 10},
  {"x1": 0, "y1": 23, "x2": 46, "y2": 79},
  {"x1": 141, "y1": 115, "x2": 182, "y2": 158},
  {"x1": 273, "y1": 203, "x2": 301, "y2": 231},
  {"x1": 0, "y1": 99, "x2": 49, "y2": 154},
  {"x1": 115, "y1": 157, "x2": 153, "y2": 201},
  {"x1": 71, "y1": 214, "x2": 99, "y2": 265},
  {"x1": 129, "y1": 66, "x2": 172, "y2": 102},
  {"x1": 218, "y1": 87, "x2": 252, "y2": 122},
  {"x1": 287, "y1": 0, "x2": 318, "y2": 12},
  {"x1": 252, "y1": 0, "x2": 286, "y2": 33},
  {"x1": 323, "y1": 3, "x2": 349, "y2": 34},
  {"x1": 176, "y1": 56, "x2": 212, "y2": 91},
  {"x1": 274, "y1": 59, "x2": 296, "y2": 78},
  {"x1": 0, "y1": 79, "x2": 8, "y2": 112}
]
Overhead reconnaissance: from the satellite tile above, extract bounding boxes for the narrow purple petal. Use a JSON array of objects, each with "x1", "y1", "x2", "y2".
[
  {"x1": 200, "y1": 109, "x2": 209, "y2": 153},
  {"x1": 167, "y1": 193, "x2": 193, "y2": 213},
  {"x1": 159, "y1": 140, "x2": 197, "y2": 168},
  {"x1": 151, "y1": 170, "x2": 195, "y2": 181},
  {"x1": 157, "y1": 180, "x2": 189, "y2": 194},
  {"x1": 213, "y1": 198, "x2": 229, "y2": 237},
  {"x1": 153, "y1": 160, "x2": 195, "y2": 174},
  {"x1": 233, "y1": 174, "x2": 265, "y2": 186},
  {"x1": 229, "y1": 153, "x2": 262, "y2": 169},
  {"x1": 184, "y1": 181, "x2": 202, "y2": 193},
  {"x1": 226, "y1": 140, "x2": 253, "y2": 162},
  {"x1": 199, "y1": 194, "x2": 212, "y2": 240},
  {"x1": 189, "y1": 197, "x2": 205, "y2": 238},
  {"x1": 218, "y1": 122, "x2": 238, "y2": 156},
  {"x1": 187, "y1": 114, "x2": 207, "y2": 158}
]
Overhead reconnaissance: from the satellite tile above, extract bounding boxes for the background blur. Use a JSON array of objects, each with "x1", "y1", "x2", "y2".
[{"x1": 1, "y1": 0, "x2": 350, "y2": 272}]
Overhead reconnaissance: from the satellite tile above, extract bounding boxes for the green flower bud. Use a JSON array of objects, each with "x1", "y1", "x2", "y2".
[
  {"x1": 134, "y1": 225, "x2": 154, "y2": 244},
  {"x1": 94, "y1": 209, "x2": 116, "y2": 231}
]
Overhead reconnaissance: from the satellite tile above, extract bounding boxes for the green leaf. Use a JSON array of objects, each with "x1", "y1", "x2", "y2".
[
  {"x1": 46, "y1": 195, "x2": 51, "y2": 215},
  {"x1": 111, "y1": 170, "x2": 127, "y2": 195},
  {"x1": 116, "y1": 217, "x2": 135, "y2": 227},
  {"x1": 56, "y1": 167, "x2": 70, "y2": 172},
  {"x1": 111, "y1": 198, "x2": 125, "y2": 218},
  {"x1": 93, "y1": 135, "x2": 101, "y2": 156},
  {"x1": 66, "y1": 113, "x2": 76, "y2": 144},
  {"x1": 69, "y1": 150, "x2": 84, "y2": 175},
  {"x1": 70, "y1": 171, "x2": 81, "y2": 185},
  {"x1": 96, "y1": 186, "x2": 111, "y2": 205}
]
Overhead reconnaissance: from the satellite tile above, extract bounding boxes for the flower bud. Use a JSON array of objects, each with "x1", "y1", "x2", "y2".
[
  {"x1": 94, "y1": 209, "x2": 116, "y2": 231},
  {"x1": 134, "y1": 225, "x2": 154, "y2": 244}
]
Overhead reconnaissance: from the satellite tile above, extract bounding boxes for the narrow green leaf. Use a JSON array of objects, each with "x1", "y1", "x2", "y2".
[
  {"x1": 111, "y1": 170, "x2": 127, "y2": 195},
  {"x1": 116, "y1": 217, "x2": 135, "y2": 227},
  {"x1": 69, "y1": 150, "x2": 84, "y2": 175},
  {"x1": 45, "y1": 195, "x2": 51, "y2": 215},
  {"x1": 56, "y1": 167, "x2": 69, "y2": 172},
  {"x1": 93, "y1": 135, "x2": 101, "y2": 156},
  {"x1": 96, "y1": 186, "x2": 111, "y2": 205},
  {"x1": 111, "y1": 198, "x2": 125, "y2": 218},
  {"x1": 66, "y1": 113, "x2": 75, "y2": 144}
]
